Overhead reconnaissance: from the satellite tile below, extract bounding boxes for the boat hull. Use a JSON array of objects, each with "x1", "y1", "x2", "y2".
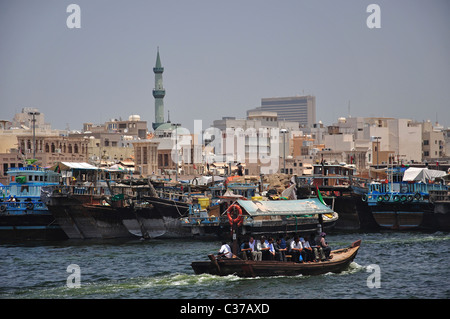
[
  {"x1": 191, "y1": 240, "x2": 361, "y2": 277},
  {"x1": 0, "y1": 210, "x2": 67, "y2": 241},
  {"x1": 45, "y1": 194, "x2": 138, "y2": 239},
  {"x1": 370, "y1": 202, "x2": 434, "y2": 230}
]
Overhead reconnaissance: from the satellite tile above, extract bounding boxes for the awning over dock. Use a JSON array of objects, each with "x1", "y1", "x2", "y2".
[
  {"x1": 50, "y1": 162, "x2": 99, "y2": 171},
  {"x1": 236, "y1": 198, "x2": 334, "y2": 217}
]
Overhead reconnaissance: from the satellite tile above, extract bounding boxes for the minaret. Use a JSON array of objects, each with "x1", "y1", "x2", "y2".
[{"x1": 152, "y1": 48, "x2": 165, "y2": 130}]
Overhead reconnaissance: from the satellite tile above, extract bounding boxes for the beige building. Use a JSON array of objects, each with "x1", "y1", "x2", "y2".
[
  {"x1": 133, "y1": 140, "x2": 159, "y2": 176},
  {"x1": 211, "y1": 111, "x2": 300, "y2": 175},
  {"x1": 422, "y1": 120, "x2": 445, "y2": 161}
]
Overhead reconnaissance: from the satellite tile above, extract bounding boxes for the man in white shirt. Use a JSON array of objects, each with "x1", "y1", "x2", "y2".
[
  {"x1": 219, "y1": 242, "x2": 232, "y2": 258},
  {"x1": 247, "y1": 236, "x2": 262, "y2": 261},
  {"x1": 289, "y1": 235, "x2": 303, "y2": 262}
]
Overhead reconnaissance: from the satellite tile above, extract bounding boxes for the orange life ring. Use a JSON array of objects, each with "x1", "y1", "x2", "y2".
[{"x1": 226, "y1": 204, "x2": 243, "y2": 226}]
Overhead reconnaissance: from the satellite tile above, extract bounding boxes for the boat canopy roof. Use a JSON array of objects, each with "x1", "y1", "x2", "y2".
[
  {"x1": 51, "y1": 162, "x2": 99, "y2": 171},
  {"x1": 236, "y1": 198, "x2": 333, "y2": 216},
  {"x1": 402, "y1": 167, "x2": 446, "y2": 183}
]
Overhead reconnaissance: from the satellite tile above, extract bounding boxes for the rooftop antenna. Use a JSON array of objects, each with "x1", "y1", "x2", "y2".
[{"x1": 348, "y1": 100, "x2": 351, "y2": 118}]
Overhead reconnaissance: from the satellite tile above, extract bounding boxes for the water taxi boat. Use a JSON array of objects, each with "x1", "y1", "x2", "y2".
[{"x1": 191, "y1": 240, "x2": 361, "y2": 277}]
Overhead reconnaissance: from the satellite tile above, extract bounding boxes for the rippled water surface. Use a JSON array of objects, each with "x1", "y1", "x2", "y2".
[{"x1": 1, "y1": 232, "x2": 449, "y2": 299}]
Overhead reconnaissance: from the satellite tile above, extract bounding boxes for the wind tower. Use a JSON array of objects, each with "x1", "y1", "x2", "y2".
[{"x1": 152, "y1": 48, "x2": 165, "y2": 130}]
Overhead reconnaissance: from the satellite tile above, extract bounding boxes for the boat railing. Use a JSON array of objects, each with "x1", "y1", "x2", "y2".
[
  {"x1": 1, "y1": 184, "x2": 48, "y2": 198},
  {"x1": 155, "y1": 189, "x2": 193, "y2": 202},
  {"x1": 41, "y1": 185, "x2": 113, "y2": 197},
  {"x1": 429, "y1": 189, "x2": 450, "y2": 202},
  {"x1": 0, "y1": 200, "x2": 47, "y2": 212},
  {"x1": 297, "y1": 175, "x2": 371, "y2": 188},
  {"x1": 368, "y1": 182, "x2": 447, "y2": 194},
  {"x1": 7, "y1": 166, "x2": 48, "y2": 172}
]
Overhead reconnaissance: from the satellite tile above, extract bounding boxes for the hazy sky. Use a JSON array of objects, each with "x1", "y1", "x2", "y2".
[{"x1": 1, "y1": 0, "x2": 449, "y2": 132}]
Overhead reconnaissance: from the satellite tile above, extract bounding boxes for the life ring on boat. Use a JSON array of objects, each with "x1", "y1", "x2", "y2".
[
  {"x1": 384, "y1": 195, "x2": 390, "y2": 202},
  {"x1": 26, "y1": 202, "x2": 34, "y2": 210},
  {"x1": 377, "y1": 195, "x2": 383, "y2": 202},
  {"x1": 414, "y1": 193, "x2": 422, "y2": 201},
  {"x1": 0, "y1": 204, "x2": 6, "y2": 212},
  {"x1": 226, "y1": 204, "x2": 243, "y2": 226}
]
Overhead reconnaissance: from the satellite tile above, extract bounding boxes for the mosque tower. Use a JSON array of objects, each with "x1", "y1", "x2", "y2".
[{"x1": 152, "y1": 48, "x2": 165, "y2": 130}]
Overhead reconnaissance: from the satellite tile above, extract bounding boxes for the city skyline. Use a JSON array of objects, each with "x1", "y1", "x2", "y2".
[{"x1": 1, "y1": 1, "x2": 449, "y2": 133}]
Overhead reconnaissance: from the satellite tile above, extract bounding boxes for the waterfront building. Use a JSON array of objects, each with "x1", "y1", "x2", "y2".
[
  {"x1": 16, "y1": 134, "x2": 89, "y2": 165},
  {"x1": 248, "y1": 95, "x2": 316, "y2": 128},
  {"x1": 211, "y1": 111, "x2": 300, "y2": 175},
  {"x1": 422, "y1": 120, "x2": 445, "y2": 162},
  {"x1": 81, "y1": 115, "x2": 148, "y2": 165},
  {"x1": 133, "y1": 140, "x2": 159, "y2": 176},
  {"x1": 363, "y1": 118, "x2": 422, "y2": 165},
  {"x1": 0, "y1": 108, "x2": 66, "y2": 184}
]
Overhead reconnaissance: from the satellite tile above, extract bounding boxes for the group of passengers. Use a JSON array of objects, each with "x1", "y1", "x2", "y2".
[{"x1": 218, "y1": 232, "x2": 331, "y2": 262}]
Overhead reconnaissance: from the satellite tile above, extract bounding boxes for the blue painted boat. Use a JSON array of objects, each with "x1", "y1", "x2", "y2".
[
  {"x1": 0, "y1": 166, "x2": 67, "y2": 240},
  {"x1": 364, "y1": 167, "x2": 448, "y2": 230}
]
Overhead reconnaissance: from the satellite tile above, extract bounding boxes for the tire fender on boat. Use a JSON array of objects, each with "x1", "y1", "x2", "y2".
[
  {"x1": 0, "y1": 204, "x2": 6, "y2": 212},
  {"x1": 26, "y1": 202, "x2": 34, "y2": 210}
]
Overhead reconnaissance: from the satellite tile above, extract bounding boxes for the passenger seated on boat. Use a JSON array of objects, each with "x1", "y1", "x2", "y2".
[
  {"x1": 240, "y1": 239, "x2": 251, "y2": 260},
  {"x1": 245, "y1": 236, "x2": 262, "y2": 261},
  {"x1": 274, "y1": 237, "x2": 287, "y2": 262},
  {"x1": 218, "y1": 242, "x2": 233, "y2": 259},
  {"x1": 289, "y1": 236, "x2": 304, "y2": 262},
  {"x1": 300, "y1": 237, "x2": 314, "y2": 262},
  {"x1": 308, "y1": 232, "x2": 321, "y2": 262},
  {"x1": 257, "y1": 236, "x2": 270, "y2": 260},
  {"x1": 318, "y1": 233, "x2": 331, "y2": 261},
  {"x1": 266, "y1": 237, "x2": 276, "y2": 260}
]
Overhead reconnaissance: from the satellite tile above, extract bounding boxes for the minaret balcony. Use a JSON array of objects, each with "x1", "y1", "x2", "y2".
[
  {"x1": 153, "y1": 67, "x2": 164, "y2": 73},
  {"x1": 153, "y1": 89, "x2": 166, "y2": 98}
]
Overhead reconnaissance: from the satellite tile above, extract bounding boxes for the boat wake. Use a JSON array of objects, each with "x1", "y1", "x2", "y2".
[{"x1": 1, "y1": 272, "x2": 247, "y2": 299}]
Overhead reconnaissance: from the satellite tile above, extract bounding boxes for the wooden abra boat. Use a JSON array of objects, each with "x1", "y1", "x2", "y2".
[{"x1": 191, "y1": 240, "x2": 361, "y2": 277}]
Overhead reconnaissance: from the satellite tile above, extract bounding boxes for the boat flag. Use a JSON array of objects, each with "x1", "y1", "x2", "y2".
[{"x1": 315, "y1": 186, "x2": 326, "y2": 205}]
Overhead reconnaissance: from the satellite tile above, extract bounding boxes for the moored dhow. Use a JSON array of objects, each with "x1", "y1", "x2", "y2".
[
  {"x1": 365, "y1": 167, "x2": 448, "y2": 230},
  {"x1": 0, "y1": 164, "x2": 67, "y2": 241}
]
